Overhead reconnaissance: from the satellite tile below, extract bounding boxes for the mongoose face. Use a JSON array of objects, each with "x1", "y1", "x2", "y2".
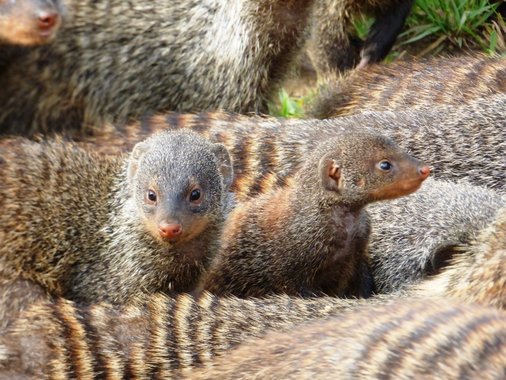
[
  {"x1": 0, "y1": 0, "x2": 63, "y2": 45},
  {"x1": 314, "y1": 132, "x2": 430, "y2": 206},
  {"x1": 127, "y1": 131, "x2": 233, "y2": 246}
]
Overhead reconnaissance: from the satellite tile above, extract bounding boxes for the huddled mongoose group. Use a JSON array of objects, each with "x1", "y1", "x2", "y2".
[
  {"x1": 310, "y1": 54, "x2": 506, "y2": 118},
  {"x1": 0, "y1": 0, "x2": 62, "y2": 46},
  {"x1": 200, "y1": 131, "x2": 429, "y2": 298},
  {"x1": 307, "y1": 0, "x2": 414, "y2": 74},
  {"x1": 0, "y1": 130, "x2": 233, "y2": 313}
]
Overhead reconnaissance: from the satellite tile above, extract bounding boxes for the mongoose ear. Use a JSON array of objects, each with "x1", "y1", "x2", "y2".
[
  {"x1": 320, "y1": 158, "x2": 343, "y2": 192},
  {"x1": 127, "y1": 140, "x2": 151, "y2": 182},
  {"x1": 211, "y1": 143, "x2": 234, "y2": 190}
]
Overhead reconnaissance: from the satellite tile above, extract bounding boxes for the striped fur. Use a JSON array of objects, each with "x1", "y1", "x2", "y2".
[
  {"x1": 310, "y1": 54, "x2": 506, "y2": 118},
  {"x1": 186, "y1": 299, "x2": 506, "y2": 379},
  {"x1": 81, "y1": 94, "x2": 506, "y2": 194}
]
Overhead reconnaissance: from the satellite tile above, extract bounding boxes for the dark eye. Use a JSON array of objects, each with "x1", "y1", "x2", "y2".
[
  {"x1": 378, "y1": 160, "x2": 392, "y2": 171},
  {"x1": 146, "y1": 189, "x2": 157, "y2": 203},
  {"x1": 189, "y1": 189, "x2": 201, "y2": 202}
]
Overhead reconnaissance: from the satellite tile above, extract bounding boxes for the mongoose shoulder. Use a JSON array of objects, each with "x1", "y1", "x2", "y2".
[
  {"x1": 0, "y1": 0, "x2": 315, "y2": 135},
  {"x1": 187, "y1": 299, "x2": 506, "y2": 380},
  {"x1": 0, "y1": 0, "x2": 62, "y2": 45},
  {"x1": 200, "y1": 131, "x2": 430, "y2": 298},
  {"x1": 307, "y1": 0, "x2": 414, "y2": 75},
  {"x1": 0, "y1": 130, "x2": 233, "y2": 308},
  {"x1": 310, "y1": 54, "x2": 506, "y2": 118},
  {"x1": 415, "y1": 205, "x2": 506, "y2": 309},
  {"x1": 367, "y1": 179, "x2": 505, "y2": 293}
]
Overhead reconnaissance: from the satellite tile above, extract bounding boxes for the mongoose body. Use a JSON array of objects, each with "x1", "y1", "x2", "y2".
[
  {"x1": 83, "y1": 94, "x2": 506, "y2": 193},
  {"x1": 187, "y1": 300, "x2": 506, "y2": 380},
  {"x1": 0, "y1": 0, "x2": 62, "y2": 45},
  {"x1": 307, "y1": 0, "x2": 414, "y2": 74},
  {"x1": 0, "y1": 131, "x2": 233, "y2": 308},
  {"x1": 0, "y1": 0, "x2": 315, "y2": 135},
  {"x1": 415, "y1": 206, "x2": 506, "y2": 310},
  {"x1": 200, "y1": 131, "x2": 430, "y2": 298},
  {"x1": 1, "y1": 295, "x2": 504, "y2": 378},
  {"x1": 367, "y1": 179, "x2": 505, "y2": 293},
  {"x1": 310, "y1": 55, "x2": 506, "y2": 118}
]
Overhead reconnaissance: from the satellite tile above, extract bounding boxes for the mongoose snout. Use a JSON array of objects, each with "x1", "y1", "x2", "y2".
[
  {"x1": 36, "y1": 9, "x2": 59, "y2": 36},
  {"x1": 158, "y1": 221, "x2": 183, "y2": 240}
]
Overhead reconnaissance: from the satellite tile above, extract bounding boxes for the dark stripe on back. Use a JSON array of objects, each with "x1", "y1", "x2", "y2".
[
  {"x1": 247, "y1": 133, "x2": 276, "y2": 197},
  {"x1": 465, "y1": 59, "x2": 487, "y2": 95},
  {"x1": 192, "y1": 113, "x2": 211, "y2": 134},
  {"x1": 78, "y1": 308, "x2": 105, "y2": 379},
  {"x1": 164, "y1": 113, "x2": 183, "y2": 131},
  {"x1": 51, "y1": 302, "x2": 79, "y2": 379}
]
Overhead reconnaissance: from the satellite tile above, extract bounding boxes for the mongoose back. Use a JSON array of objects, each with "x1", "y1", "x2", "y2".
[
  {"x1": 310, "y1": 54, "x2": 506, "y2": 118},
  {"x1": 0, "y1": 0, "x2": 62, "y2": 45},
  {"x1": 187, "y1": 300, "x2": 506, "y2": 380},
  {"x1": 415, "y1": 206, "x2": 506, "y2": 310},
  {"x1": 83, "y1": 94, "x2": 506, "y2": 193},
  {"x1": 1, "y1": 295, "x2": 504, "y2": 378},
  {"x1": 0, "y1": 0, "x2": 315, "y2": 135},
  {"x1": 367, "y1": 179, "x2": 505, "y2": 293},
  {"x1": 307, "y1": 0, "x2": 414, "y2": 74},
  {"x1": 0, "y1": 130, "x2": 233, "y2": 309},
  {"x1": 200, "y1": 131, "x2": 430, "y2": 298}
]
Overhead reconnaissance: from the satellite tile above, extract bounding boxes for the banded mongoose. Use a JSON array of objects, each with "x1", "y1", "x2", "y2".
[
  {"x1": 310, "y1": 54, "x2": 506, "y2": 118},
  {"x1": 415, "y1": 206, "x2": 506, "y2": 310},
  {"x1": 367, "y1": 179, "x2": 505, "y2": 293},
  {"x1": 0, "y1": 130, "x2": 233, "y2": 309},
  {"x1": 186, "y1": 300, "x2": 506, "y2": 380},
  {"x1": 0, "y1": 0, "x2": 62, "y2": 45},
  {"x1": 84, "y1": 94, "x2": 506, "y2": 193},
  {"x1": 307, "y1": 0, "x2": 414, "y2": 74},
  {"x1": 200, "y1": 131, "x2": 430, "y2": 298},
  {"x1": 0, "y1": 0, "x2": 316, "y2": 135}
]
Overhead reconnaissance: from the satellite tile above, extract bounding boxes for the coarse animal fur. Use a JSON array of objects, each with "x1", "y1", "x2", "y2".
[
  {"x1": 186, "y1": 299, "x2": 506, "y2": 380},
  {"x1": 0, "y1": 0, "x2": 315, "y2": 135},
  {"x1": 310, "y1": 54, "x2": 506, "y2": 118},
  {"x1": 200, "y1": 131, "x2": 429, "y2": 298},
  {"x1": 0, "y1": 130, "x2": 233, "y2": 321},
  {"x1": 415, "y1": 205, "x2": 506, "y2": 310},
  {"x1": 0, "y1": 0, "x2": 63, "y2": 45},
  {"x1": 307, "y1": 0, "x2": 414, "y2": 74},
  {"x1": 367, "y1": 179, "x2": 505, "y2": 293},
  {"x1": 82, "y1": 94, "x2": 506, "y2": 193}
]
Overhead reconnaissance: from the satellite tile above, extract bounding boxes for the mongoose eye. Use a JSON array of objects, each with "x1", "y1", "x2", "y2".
[
  {"x1": 189, "y1": 188, "x2": 202, "y2": 203},
  {"x1": 146, "y1": 189, "x2": 157, "y2": 203},
  {"x1": 378, "y1": 160, "x2": 392, "y2": 172}
]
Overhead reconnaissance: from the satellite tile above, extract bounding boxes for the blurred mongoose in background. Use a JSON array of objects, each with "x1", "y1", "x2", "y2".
[
  {"x1": 0, "y1": 130, "x2": 233, "y2": 314},
  {"x1": 82, "y1": 94, "x2": 506, "y2": 193},
  {"x1": 186, "y1": 299, "x2": 506, "y2": 380},
  {"x1": 367, "y1": 179, "x2": 505, "y2": 293},
  {"x1": 0, "y1": 0, "x2": 62, "y2": 45},
  {"x1": 310, "y1": 55, "x2": 506, "y2": 118},
  {"x1": 307, "y1": 0, "x2": 414, "y2": 74},
  {"x1": 0, "y1": 0, "x2": 316, "y2": 135},
  {"x1": 200, "y1": 131, "x2": 430, "y2": 298}
]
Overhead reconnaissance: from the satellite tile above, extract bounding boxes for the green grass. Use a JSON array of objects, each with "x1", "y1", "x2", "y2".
[{"x1": 267, "y1": 89, "x2": 306, "y2": 118}]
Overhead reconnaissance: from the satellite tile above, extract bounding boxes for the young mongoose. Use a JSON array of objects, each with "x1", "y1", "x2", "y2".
[
  {"x1": 0, "y1": 130, "x2": 233, "y2": 308},
  {"x1": 1, "y1": 295, "x2": 504, "y2": 378},
  {"x1": 307, "y1": 0, "x2": 414, "y2": 74},
  {"x1": 367, "y1": 179, "x2": 505, "y2": 293},
  {"x1": 0, "y1": 0, "x2": 316, "y2": 135},
  {"x1": 0, "y1": 0, "x2": 62, "y2": 45},
  {"x1": 415, "y1": 206, "x2": 506, "y2": 310},
  {"x1": 200, "y1": 131, "x2": 430, "y2": 298},
  {"x1": 310, "y1": 54, "x2": 506, "y2": 118},
  {"x1": 187, "y1": 299, "x2": 506, "y2": 380}
]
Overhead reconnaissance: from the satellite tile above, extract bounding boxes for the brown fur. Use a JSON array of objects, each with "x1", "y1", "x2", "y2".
[
  {"x1": 310, "y1": 55, "x2": 506, "y2": 118},
  {"x1": 187, "y1": 299, "x2": 506, "y2": 379},
  {"x1": 0, "y1": 130, "x2": 233, "y2": 329},
  {"x1": 0, "y1": 0, "x2": 315, "y2": 135},
  {"x1": 0, "y1": 0, "x2": 63, "y2": 45},
  {"x1": 200, "y1": 131, "x2": 429, "y2": 298}
]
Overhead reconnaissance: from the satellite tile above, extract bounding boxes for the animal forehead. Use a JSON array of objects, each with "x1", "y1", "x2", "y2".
[{"x1": 322, "y1": 133, "x2": 398, "y2": 156}]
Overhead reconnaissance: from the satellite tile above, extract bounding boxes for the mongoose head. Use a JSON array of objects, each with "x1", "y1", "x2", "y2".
[
  {"x1": 0, "y1": 0, "x2": 62, "y2": 45},
  {"x1": 309, "y1": 131, "x2": 430, "y2": 207},
  {"x1": 127, "y1": 130, "x2": 233, "y2": 245}
]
